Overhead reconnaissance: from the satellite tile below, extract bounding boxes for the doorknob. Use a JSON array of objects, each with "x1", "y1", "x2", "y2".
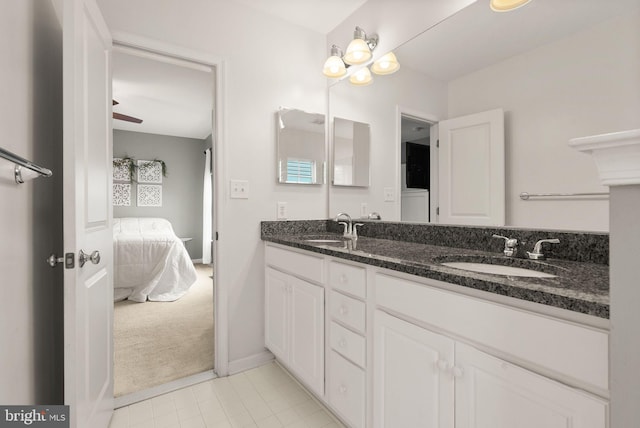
[
  {"x1": 47, "y1": 253, "x2": 64, "y2": 268},
  {"x1": 79, "y1": 249, "x2": 101, "y2": 267}
]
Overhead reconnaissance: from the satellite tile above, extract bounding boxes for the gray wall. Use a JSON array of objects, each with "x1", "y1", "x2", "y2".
[
  {"x1": 113, "y1": 130, "x2": 208, "y2": 259},
  {"x1": 0, "y1": 0, "x2": 64, "y2": 404}
]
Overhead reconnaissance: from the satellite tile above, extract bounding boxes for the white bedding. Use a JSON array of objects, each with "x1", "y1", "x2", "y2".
[{"x1": 113, "y1": 217, "x2": 197, "y2": 302}]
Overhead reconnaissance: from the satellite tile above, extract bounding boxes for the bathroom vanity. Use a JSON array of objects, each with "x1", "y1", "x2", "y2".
[{"x1": 262, "y1": 221, "x2": 610, "y2": 428}]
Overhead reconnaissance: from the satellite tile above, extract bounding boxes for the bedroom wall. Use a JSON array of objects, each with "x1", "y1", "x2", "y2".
[
  {"x1": 0, "y1": 0, "x2": 64, "y2": 404},
  {"x1": 113, "y1": 129, "x2": 207, "y2": 260}
]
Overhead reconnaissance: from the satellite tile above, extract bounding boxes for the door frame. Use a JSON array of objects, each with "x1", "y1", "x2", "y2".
[
  {"x1": 110, "y1": 32, "x2": 229, "y2": 378},
  {"x1": 396, "y1": 106, "x2": 439, "y2": 223}
]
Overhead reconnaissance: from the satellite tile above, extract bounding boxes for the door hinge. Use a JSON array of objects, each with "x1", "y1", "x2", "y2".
[
  {"x1": 215, "y1": 231, "x2": 219, "y2": 241},
  {"x1": 436, "y1": 207, "x2": 440, "y2": 216},
  {"x1": 436, "y1": 139, "x2": 440, "y2": 148}
]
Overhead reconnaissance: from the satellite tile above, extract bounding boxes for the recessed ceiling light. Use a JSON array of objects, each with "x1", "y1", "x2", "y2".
[{"x1": 490, "y1": 0, "x2": 532, "y2": 12}]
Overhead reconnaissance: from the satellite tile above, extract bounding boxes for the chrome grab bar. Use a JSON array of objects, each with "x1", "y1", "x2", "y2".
[{"x1": 0, "y1": 146, "x2": 53, "y2": 184}]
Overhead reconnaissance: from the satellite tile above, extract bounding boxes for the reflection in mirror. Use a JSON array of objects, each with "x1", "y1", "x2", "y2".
[
  {"x1": 333, "y1": 117, "x2": 370, "y2": 187},
  {"x1": 328, "y1": 0, "x2": 640, "y2": 232},
  {"x1": 276, "y1": 108, "x2": 326, "y2": 185},
  {"x1": 401, "y1": 115, "x2": 434, "y2": 222}
]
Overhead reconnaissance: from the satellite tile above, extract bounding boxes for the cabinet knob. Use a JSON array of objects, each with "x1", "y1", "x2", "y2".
[
  {"x1": 338, "y1": 339, "x2": 347, "y2": 348},
  {"x1": 436, "y1": 359, "x2": 449, "y2": 372},
  {"x1": 339, "y1": 385, "x2": 348, "y2": 394},
  {"x1": 339, "y1": 274, "x2": 348, "y2": 283},
  {"x1": 338, "y1": 305, "x2": 348, "y2": 315},
  {"x1": 452, "y1": 366, "x2": 464, "y2": 378}
]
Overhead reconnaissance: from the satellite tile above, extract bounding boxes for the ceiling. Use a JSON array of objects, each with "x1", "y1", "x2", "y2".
[{"x1": 111, "y1": 0, "x2": 640, "y2": 140}]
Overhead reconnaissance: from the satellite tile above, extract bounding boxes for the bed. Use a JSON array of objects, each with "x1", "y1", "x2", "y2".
[{"x1": 113, "y1": 217, "x2": 198, "y2": 303}]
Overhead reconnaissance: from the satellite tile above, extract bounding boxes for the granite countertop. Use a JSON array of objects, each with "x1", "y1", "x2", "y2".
[{"x1": 262, "y1": 233, "x2": 609, "y2": 319}]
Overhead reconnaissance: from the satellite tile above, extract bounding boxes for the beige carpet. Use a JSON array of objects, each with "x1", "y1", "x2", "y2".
[{"x1": 114, "y1": 263, "x2": 214, "y2": 397}]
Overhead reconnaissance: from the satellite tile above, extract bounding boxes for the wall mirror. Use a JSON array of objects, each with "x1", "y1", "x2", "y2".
[
  {"x1": 328, "y1": 0, "x2": 639, "y2": 232},
  {"x1": 276, "y1": 108, "x2": 326, "y2": 185},
  {"x1": 332, "y1": 117, "x2": 370, "y2": 187}
]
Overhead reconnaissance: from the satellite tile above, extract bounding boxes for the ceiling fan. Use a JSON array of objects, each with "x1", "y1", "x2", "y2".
[{"x1": 112, "y1": 100, "x2": 143, "y2": 124}]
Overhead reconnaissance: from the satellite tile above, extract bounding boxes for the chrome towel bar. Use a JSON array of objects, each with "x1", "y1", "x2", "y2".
[
  {"x1": 520, "y1": 191, "x2": 608, "y2": 200},
  {"x1": 0, "y1": 146, "x2": 53, "y2": 184}
]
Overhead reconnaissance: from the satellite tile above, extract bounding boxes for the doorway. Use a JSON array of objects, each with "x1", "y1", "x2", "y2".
[
  {"x1": 110, "y1": 45, "x2": 217, "y2": 403},
  {"x1": 400, "y1": 113, "x2": 436, "y2": 223}
]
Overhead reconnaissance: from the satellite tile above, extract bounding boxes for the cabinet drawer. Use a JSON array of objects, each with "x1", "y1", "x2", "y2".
[
  {"x1": 330, "y1": 321, "x2": 366, "y2": 368},
  {"x1": 265, "y1": 244, "x2": 324, "y2": 283},
  {"x1": 330, "y1": 291, "x2": 366, "y2": 333},
  {"x1": 328, "y1": 351, "x2": 366, "y2": 428},
  {"x1": 329, "y1": 260, "x2": 366, "y2": 298},
  {"x1": 375, "y1": 272, "x2": 609, "y2": 391}
]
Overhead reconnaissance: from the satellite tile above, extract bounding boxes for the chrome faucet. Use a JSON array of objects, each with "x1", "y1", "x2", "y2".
[
  {"x1": 335, "y1": 212, "x2": 363, "y2": 240},
  {"x1": 492, "y1": 234, "x2": 519, "y2": 257},
  {"x1": 527, "y1": 239, "x2": 560, "y2": 260}
]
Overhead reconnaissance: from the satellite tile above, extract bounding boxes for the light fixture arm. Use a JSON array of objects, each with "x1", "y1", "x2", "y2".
[{"x1": 354, "y1": 26, "x2": 378, "y2": 52}]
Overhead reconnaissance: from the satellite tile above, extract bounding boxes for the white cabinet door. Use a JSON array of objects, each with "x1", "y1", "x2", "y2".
[
  {"x1": 438, "y1": 108, "x2": 504, "y2": 226},
  {"x1": 373, "y1": 311, "x2": 455, "y2": 428},
  {"x1": 455, "y1": 342, "x2": 608, "y2": 428},
  {"x1": 265, "y1": 266, "x2": 324, "y2": 396},
  {"x1": 290, "y1": 275, "x2": 325, "y2": 395},
  {"x1": 265, "y1": 268, "x2": 289, "y2": 361}
]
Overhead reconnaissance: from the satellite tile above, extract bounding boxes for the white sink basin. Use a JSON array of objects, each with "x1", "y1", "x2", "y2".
[{"x1": 441, "y1": 262, "x2": 556, "y2": 278}]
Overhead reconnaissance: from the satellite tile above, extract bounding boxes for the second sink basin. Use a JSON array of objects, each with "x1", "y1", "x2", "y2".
[{"x1": 441, "y1": 262, "x2": 557, "y2": 278}]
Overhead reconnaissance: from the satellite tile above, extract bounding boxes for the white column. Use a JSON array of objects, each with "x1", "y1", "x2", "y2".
[{"x1": 570, "y1": 129, "x2": 640, "y2": 428}]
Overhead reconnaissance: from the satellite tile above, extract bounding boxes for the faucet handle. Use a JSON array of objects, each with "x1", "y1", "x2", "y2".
[
  {"x1": 527, "y1": 239, "x2": 560, "y2": 260},
  {"x1": 352, "y1": 223, "x2": 364, "y2": 239},
  {"x1": 338, "y1": 221, "x2": 349, "y2": 237},
  {"x1": 492, "y1": 234, "x2": 519, "y2": 257}
]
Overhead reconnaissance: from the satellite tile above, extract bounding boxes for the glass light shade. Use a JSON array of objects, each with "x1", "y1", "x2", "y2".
[
  {"x1": 490, "y1": 0, "x2": 532, "y2": 12},
  {"x1": 343, "y1": 38, "x2": 372, "y2": 65},
  {"x1": 322, "y1": 55, "x2": 347, "y2": 78},
  {"x1": 349, "y1": 67, "x2": 373, "y2": 86},
  {"x1": 371, "y1": 52, "x2": 400, "y2": 75}
]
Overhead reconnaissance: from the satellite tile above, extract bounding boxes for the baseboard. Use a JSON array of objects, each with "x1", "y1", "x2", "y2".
[
  {"x1": 192, "y1": 258, "x2": 203, "y2": 264},
  {"x1": 114, "y1": 370, "x2": 216, "y2": 408},
  {"x1": 228, "y1": 350, "x2": 274, "y2": 375}
]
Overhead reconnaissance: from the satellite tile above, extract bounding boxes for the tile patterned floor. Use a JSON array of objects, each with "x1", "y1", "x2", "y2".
[{"x1": 109, "y1": 362, "x2": 346, "y2": 428}]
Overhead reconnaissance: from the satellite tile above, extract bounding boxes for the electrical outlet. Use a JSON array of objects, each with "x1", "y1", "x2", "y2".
[
  {"x1": 360, "y1": 203, "x2": 368, "y2": 218},
  {"x1": 230, "y1": 179, "x2": 249, "y2": 199},
  {"x1": 384, "y1": 187, "x2": 395, "y2": 202},
  {"x1": 277, "y1": 202, "x2": 288, "y2": 220}
]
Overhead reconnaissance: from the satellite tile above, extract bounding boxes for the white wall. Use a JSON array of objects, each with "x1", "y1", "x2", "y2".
[
  {"x1": 448, "y1": 11, "x2": 640, "y2": 232},
  {"x1": 0, "y1": 0, "x2": 64, "y2": 404},
  {"x1": 96, "y1": 0, "x2": 328, "y2": 365},
  {"x1": 329, "y1": 66, "x2": 448, "y2": 220}
]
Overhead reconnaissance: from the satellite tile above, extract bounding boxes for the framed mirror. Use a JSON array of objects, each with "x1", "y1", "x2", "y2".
[
  {"x1": 276, "y1": 108, "x2": 326, "y2": 185},
  {"x1": 332, "y1": 117, "x2": 370, "y2": 187}
]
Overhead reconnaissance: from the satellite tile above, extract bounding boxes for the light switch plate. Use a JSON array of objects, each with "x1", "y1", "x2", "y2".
[
  {"x1": 277, "y1": 202, "x2": 288, "y2": 220},
  {"x1": 230, "y1": 179, "x2": 249, "y2": 199},
  {"x1": 360, "y1": 203, "x2": 368, "y2": 218}
]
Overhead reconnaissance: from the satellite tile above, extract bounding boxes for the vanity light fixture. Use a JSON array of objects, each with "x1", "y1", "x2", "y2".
[
  {"x1": 371, "y1": 51, "x2": 400, "y2": 75},
  {"x1": 322, "y1": 45, "x2": 347, "y2": 78},
  {"x1": 349, "y1": 67, "x2": 373, "y2": 86},
  {"x1": 490, "y1": 0, "x2": 532, "y2": 12},
  {"x1": 323, "y1": 26, "x2": 400, "y2": 85},
  {"x1": 343, "y1": 26, "x2": 378, "y2": 65}
]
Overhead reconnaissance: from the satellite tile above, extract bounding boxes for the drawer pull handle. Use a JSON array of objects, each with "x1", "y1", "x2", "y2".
[
  {"x1": 338, "y1": 339, "x2": 347, "y2": 348},
  {"x1": 339, "y1": 385, "x2": 348, "y2": 394},
  {"x1": 339, "y1": 305, "x2": 348, "y2": 315}
]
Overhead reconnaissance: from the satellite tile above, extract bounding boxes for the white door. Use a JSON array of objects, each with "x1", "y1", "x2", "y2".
[
  {"x1": 438, "y1": 108, "x2": 504, "y2": 226},
  {"x1": 373, "y1": 311, "x2": 455, "y2": 428},
  {"x1": 60, "y1": 0, "x2": 114, "y2": 426},
  {"x1": 265, "y1": 267, "x2": 288, "y2": 361},
  {"x1": 455, "y1": 342, "x2": 608, "y2": 428},
  {"x1": 289, "y1": 276, "x2": 324, "y2": 396}
]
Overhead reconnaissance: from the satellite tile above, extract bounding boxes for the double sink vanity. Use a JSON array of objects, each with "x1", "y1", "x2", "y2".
[{"x1": 262, "y1": 219, "x2": 610, "y2": 428}]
